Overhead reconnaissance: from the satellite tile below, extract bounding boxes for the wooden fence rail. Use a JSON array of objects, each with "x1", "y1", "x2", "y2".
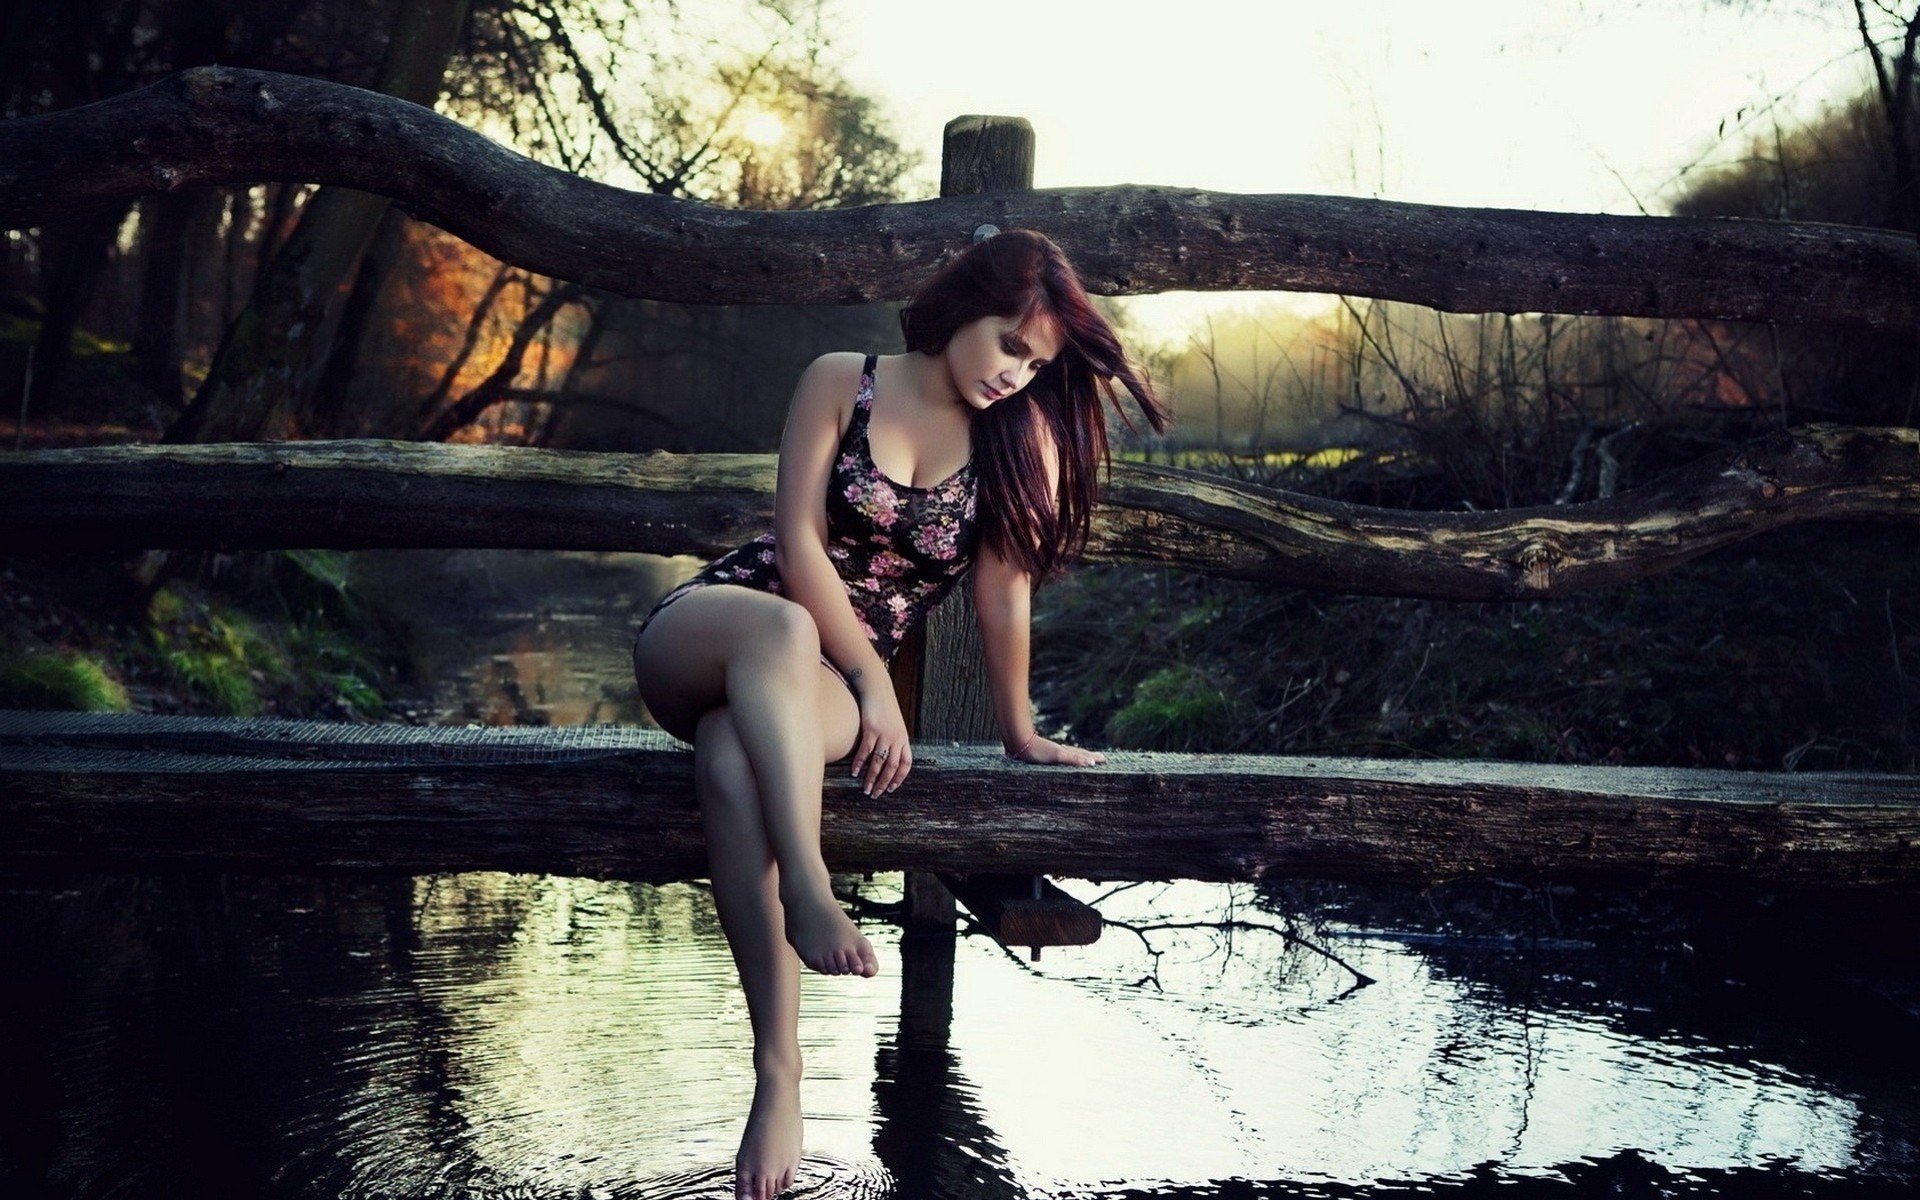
[
  {"x1": 2, "y1": 67, "x2": 1917, "y2": 331},
  {"x1": 4, "y1": 425, "x2": 1916, "y2": 601}
]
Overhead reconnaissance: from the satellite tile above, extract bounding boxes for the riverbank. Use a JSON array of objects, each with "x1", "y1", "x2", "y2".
[
  {"x1": 0, "y1": 549, "x2": 409, "y2": 721},
  {"x1": 7, "y1": 520, "x2": 1917, "y2": 775},
  {"x1": 1033, "y1": 524, "x2": 1920, "y2": 772}
]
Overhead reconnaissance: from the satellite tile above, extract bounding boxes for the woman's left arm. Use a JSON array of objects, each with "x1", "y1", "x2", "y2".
[{"x1": 973, "y1": 536, "x2": 1105, "y2": 767}]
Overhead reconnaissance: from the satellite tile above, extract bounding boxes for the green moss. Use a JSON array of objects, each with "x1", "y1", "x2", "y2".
[
  {"x1": 0, "y1": 650, "x2": 131, "y2": 712},
  {"x1": 287, "y1": 622, "x2": 389, "y2": 718},
  {"x1": 139, "y1": 571, "x2": 397, "y2": 718},
  {"x1": 148, "y1": 584, "x2": 292, "y2": 716},
  {"x1": 1110, "y1": 664, "x2": 1239, "y2": 751}
]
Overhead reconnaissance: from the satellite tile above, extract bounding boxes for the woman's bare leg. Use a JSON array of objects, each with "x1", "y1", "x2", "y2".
[
  {"x1": 635, "y1": 587, "x2": 874, "y2": 976},
  {"x1": 632, "y1": 587, "x2": 872, "y2": 1198},
  {"x1": 695, "y1": 705, "x2": 803, "y2": 1200}
]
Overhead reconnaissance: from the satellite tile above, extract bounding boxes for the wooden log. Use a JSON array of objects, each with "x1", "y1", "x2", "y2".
[
  {"x1": 940, "y1": 873, "x2": 1103, "y2": 949},
  {"x1": 3, "y1": 68, "x2": 1916, "y2": 331},
  {"x1": 899, "y1": 870, "x2": 956, "y2": 933},
  {"x1": 4, "y1": 425, "x2": 1917, "y2": 601},
  {"x1": 939, "y1": 115, "x2": 1035, "y2": 198},
  {"x1": 4, "y1": 712, "x2": 1916, "y2": 888},
  {"x1": 0, "y1": 439, "x2": 777, "y2": 559}
]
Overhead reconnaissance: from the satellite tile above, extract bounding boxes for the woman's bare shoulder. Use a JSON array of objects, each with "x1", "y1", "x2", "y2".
[
  {"x1": 783, "y1": 352, "x2": 870, "y2": 443},
  {"x1": 797, "y1": 351, "x2": 868, "y2": 392}
]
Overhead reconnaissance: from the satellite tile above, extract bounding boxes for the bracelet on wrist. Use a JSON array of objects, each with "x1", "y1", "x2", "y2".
[{"x1": 1006, "y1": 732, "x2": 1037, "y2": 761}]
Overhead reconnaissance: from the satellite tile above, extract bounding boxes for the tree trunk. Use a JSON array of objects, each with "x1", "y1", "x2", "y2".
[
  {"x1": 165, "y1": 2, "x2": 472, "y2": 443},
  {"x1": 166, "y1": 185, "x2": 393, "y2": 441},
  {"x1": 1854, "y1": 0, "x2": 1920, "y2": 236},
  {"x1": 310, "y1": 204, "x2": 412, "y2": 437},
  {"x1": 133, "y1": 190, "x2": 216, "y2": 411},
  {"x1": 29, "y1": 205, "x2": 126, "y2": 400},
  {"x1": 3, "y1": 713, "x2": 1914, "y2": 887},
  {"x1": 530, "y1": 293, "x2": 609, "y2": 445}
]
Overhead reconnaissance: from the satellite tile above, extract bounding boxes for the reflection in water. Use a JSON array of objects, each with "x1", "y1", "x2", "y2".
[
  {"x1": 350, "y1": 548, "x2": 698, "y2": 727},
  {"x1": 954, "y1": 883, "x2": 1867, "y2": 1191},
  {"x1": 2, "y1": 872, "x2": 1912, "y2": 1198}
]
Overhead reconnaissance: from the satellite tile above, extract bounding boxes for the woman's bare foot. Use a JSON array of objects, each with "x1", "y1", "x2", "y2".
[
  {"x1": 736, "y1": 1064, "x2": 803, "y2": 1200},
  {"x1": 779, "y1": 886, "x2": 878, "y2": 976}
]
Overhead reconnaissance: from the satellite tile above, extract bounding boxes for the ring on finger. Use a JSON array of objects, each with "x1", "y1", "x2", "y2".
[{"x1": 875, "y1": 747, "x2": 890, "y2": 759}]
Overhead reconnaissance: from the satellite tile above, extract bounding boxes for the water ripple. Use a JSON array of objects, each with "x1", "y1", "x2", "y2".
[{"x1": 451, "y1": 1155, "x2": 893, "y2": 1200}]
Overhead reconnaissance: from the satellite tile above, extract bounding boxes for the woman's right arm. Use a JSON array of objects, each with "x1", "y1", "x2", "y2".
[{"x1": 772, "y1": 354, "x2": 914, "y2": 794}]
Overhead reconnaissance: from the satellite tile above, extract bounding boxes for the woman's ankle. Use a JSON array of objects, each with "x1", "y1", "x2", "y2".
[
  {"x1": 753, "y1": 1045, "x2": 803, "y2": 1083},
  {"x1": 775, "y1": 863, "x2": 837, "y2": 911}
]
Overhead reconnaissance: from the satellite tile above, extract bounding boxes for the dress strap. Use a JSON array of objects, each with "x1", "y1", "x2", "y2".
[{"x1": 856, "y1": 354, "x2": 878, "y2": 413}]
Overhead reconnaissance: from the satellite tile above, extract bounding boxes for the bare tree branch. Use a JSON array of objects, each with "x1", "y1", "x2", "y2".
[{"x1": 418, "y1": 280, "x2": 587, "y2": 440}]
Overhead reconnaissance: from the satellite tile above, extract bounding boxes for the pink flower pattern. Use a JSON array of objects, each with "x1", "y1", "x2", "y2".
[{"x1": 639, "y1": 357, "x2": 979, "y2": 661}]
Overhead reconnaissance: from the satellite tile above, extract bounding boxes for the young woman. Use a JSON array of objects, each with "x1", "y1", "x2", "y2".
[{"x1": 630, "y1": 229, "x2": 1167, "y2": 1199}]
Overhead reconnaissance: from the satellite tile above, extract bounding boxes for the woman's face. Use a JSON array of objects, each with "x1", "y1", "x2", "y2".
[{"x1": 943, "y1": 314, "x2": 1064, "y2": 411}]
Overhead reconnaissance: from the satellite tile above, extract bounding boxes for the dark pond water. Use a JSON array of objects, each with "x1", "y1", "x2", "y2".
[
  {"x1": 4, "y1": 871, "x2": 1916, "y2": 1198},
  {"x1": 4, "y1": 550, "x2": 1915, "y2": 1198}
]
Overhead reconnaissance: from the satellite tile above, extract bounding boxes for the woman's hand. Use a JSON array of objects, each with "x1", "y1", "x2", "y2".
[
  {"x1": 1009, "y1": 734, "x2": 1104, "y2": 767},
  {"x1": 850, "y1": 680, "x2": 913, "y2": 796}
]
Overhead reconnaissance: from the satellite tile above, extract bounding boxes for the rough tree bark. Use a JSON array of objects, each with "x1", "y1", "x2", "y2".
[
  {"x1": 2, "y1": 68, "x2": 1916, "y2": 332},
  {"x1": 3, "y1": 425, "x2": 1915, "y2": 601},
  {"x1": 3, "y1": 714, "x2": 1914, "y2": 887},
  {"x1": 132, "y1": 189, "x2": 218, "y2": 410}
]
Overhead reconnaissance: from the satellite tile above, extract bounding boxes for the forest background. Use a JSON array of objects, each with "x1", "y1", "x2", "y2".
[{"x1": 2, "y1": 0, "x2": 1917, "y2": 773}]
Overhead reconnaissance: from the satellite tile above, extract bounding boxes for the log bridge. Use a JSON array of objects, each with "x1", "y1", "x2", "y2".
[{"x1": 3, "y1": 712, "x2": 1916, "y2": 894}]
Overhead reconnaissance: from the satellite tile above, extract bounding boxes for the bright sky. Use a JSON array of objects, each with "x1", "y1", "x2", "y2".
[{"x1": 828, "y1": 0, "x2": 1871, "y2": 342}]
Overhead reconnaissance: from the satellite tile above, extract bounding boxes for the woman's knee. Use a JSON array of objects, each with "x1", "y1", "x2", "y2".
[{"x1": 743, "y1": 598, "x2": 822, "y2": 670}]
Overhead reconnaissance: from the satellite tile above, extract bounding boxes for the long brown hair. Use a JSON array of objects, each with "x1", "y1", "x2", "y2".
[{"x1": 899, "y1": 230, "x2": 1167, "y2": 579}]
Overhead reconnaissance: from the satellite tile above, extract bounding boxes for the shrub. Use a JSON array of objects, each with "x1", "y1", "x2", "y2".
[
  {"x1": 1109, "y1": 663, "x2": 1240, "y2": 751},
  {"x1": 0, "y1": 650, "x2": 131, "y2": 711}
]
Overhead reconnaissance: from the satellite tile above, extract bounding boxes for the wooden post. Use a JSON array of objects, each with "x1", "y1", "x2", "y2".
[
  {"x1": 895, "y1": 116, "x2": 1036, "y2": 934},
  {"x1": 915, "y1": 114, "x2": 1035, "y2": 743},
  {"x1": 938, "y1": 115, "x2": 1037, "y2": 200},
  {"x1": 902, "y1": 119, "x2": 1101, "y2": 951}
]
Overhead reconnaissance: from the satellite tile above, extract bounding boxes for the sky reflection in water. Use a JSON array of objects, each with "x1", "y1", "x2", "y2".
[{"x1": 242, "y1": 874, "x2": 1885, "y2": 1198}]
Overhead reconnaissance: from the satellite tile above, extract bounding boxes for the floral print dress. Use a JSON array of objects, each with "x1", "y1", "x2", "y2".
[{"x1": 637, "y1": 355, "x2": 980, "y2": 663}]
